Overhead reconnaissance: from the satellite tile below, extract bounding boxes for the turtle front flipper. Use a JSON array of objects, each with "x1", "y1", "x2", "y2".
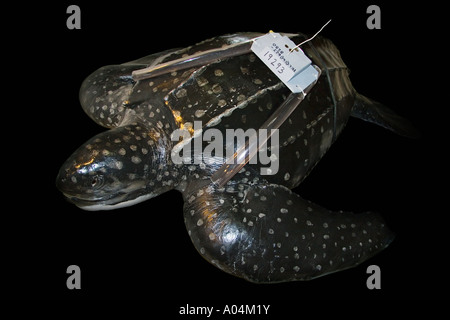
[
  {"x1": 183, "y1": 177, "x2": 394, "y2": 283},
  {"x1": 351, "y1": 93, "x2": 420, "y2": 138}
]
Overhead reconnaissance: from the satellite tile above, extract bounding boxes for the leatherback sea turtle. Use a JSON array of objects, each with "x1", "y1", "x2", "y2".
[{"x1": 56, "y1": 32, "x2": 415, "y2": 283}]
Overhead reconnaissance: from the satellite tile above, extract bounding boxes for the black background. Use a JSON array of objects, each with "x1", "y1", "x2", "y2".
[{"x1": 3, "y1": 0, "x2": 447, "y2": 305}]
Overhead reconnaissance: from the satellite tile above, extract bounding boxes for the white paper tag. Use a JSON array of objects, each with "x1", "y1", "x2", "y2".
[{"x1": 251, "y1": 32, "x2": 320, "y2": 93}]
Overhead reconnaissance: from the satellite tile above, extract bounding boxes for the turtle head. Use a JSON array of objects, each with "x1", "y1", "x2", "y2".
[{"x1": 56, "y1": 123, "x2": 177, "y2": 210}]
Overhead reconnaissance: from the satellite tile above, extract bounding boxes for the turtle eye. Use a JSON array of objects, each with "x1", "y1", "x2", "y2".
[{"x1": 90, "y1": 175, "x2": 103, "y2": 189}]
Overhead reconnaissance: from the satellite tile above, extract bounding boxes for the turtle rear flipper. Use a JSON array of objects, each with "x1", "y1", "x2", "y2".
[
  {"x1": 183, "y1": 180, "x2": 394, "y2": 283},
  {"x1": 351, "y1": 93, "x2": 420, "y2": 138}
]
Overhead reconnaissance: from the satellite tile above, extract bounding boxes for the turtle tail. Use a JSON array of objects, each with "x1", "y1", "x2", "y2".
[
  {"x1": 351, "y1": 93, "x2": 420, "y2": 138},
  {"x1": 182, "y1": 180, "x2": 394, "y2": 283}
]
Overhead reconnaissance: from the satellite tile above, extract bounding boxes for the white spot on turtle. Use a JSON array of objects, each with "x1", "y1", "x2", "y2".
[
  {"x1": 131, "y1": 156, "x2": 142, "y2": 164},
  {"x1": 240, "y1": 66, "x2": 249, "y2": 75},
  {"x1": 214, "y1": 69, "x2": 224, "y2": 77},
  {"x1": 175, "y1": 88, "x2": 187, "y2": 99},
  {"x1": 237, "y1": 94, "x2": 246, "y2": 102},
  {"x1": 218, "y1": 99, "x2": 227, "y2": 107},
  {"x1": 197, "y1": 219, "x2": 204, "y2": 226},
  {"x1": 111, "y1": 160, "x2": 123, "y2": 170},
  {"x1": 212, "y1": 83, "x2": 223, "y2": 94},
  {"x1": 128, "y1": 173, "x2": 136, "y2": 180},
  {"x1": 195, "y1": 110, "x2": 206, "y2": 118},
  {"x1": 196, "y1": 77, "x2": 209, "y2": 87}
]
